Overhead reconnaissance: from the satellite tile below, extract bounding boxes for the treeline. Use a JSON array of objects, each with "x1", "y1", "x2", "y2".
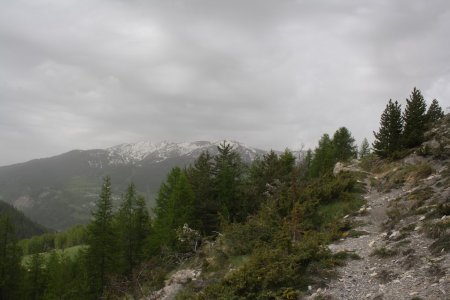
[{"x1": 373, "y1": 87, "x2": 445, "y2": 158}]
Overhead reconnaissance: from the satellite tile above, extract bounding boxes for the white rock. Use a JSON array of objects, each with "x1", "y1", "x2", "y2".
[
  {"x1": 369, "y1": 240, "x2": 376, "y2": 247},
  {"x1": 419, "y1": 216, "x2": 426, "y2": 221},
  {"x1": 389, "y1": 231, "x2": 400, "y2": 239}
]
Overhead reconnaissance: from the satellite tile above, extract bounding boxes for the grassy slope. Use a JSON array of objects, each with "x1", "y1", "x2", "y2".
[{"x1": 22, "y1": 245, "x2": 86, "y2": 266}]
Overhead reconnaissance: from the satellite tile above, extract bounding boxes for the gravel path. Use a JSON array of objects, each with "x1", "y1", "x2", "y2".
[
  {"x1": 144, "y1": 269, "x2": 201, "y2": 300},
  {"x1": 308, "y1": 175, "x2": 450, "y2": 300}
]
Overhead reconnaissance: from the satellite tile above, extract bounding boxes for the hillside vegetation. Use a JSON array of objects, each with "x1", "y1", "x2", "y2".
[
  {"x1": 0, "y1": 88, "x2": 447, "y2": 300},
  {"x1": 0, "y1": 200, "x2": 48, "y2": 239}
]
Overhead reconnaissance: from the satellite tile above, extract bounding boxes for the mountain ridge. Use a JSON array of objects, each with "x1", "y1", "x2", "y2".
[{"x1": 0, "y1": 140, "x2": 291, "y2": 230}]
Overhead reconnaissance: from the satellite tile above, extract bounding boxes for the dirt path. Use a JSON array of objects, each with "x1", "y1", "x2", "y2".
[
  {"x1": 143, "y1": 269, "x2": 201, "y2": 300},
  {"x1": 308, "y1": 175, "x2": 449, "y2": 300}
]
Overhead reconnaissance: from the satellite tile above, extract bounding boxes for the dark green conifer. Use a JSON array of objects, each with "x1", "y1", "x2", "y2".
[
  {"x1": 186, "y1": 152, "x2": 217, "y2": 235},
  {"x1": 309, "y1": 134, "x2": 334, "y2": 177},
  {"x1": 299, "y1": 149, "x2": 312, "y2": 179},
  {"x1": 426, "y1": 99, "x2": 444, "y2": 123},
  {"x1": 279, "y1": 149, "x2": 296, "y2": 180},
  {"x1": 133, "y1": 195, "x2": 150, "y2": 263},
  {"x1": 212, "y1": 141, "x2": 244, "y2": 222},
  {"x1": 359, "y1": 138, "x2": 370, "y2": 159},
  {"x1": 373, "y1": 100, "x2": 403, "y2": 157},
  {"x1": 332, "y1": 127, "x2": 357, "y2": 162},
  {"x1": 150, "y1": 168, "x2": 195, "y2": 253},
  {"x1": 116, "y1": 183, "x2": 150, "y2": 275},
  {"x1": 403, "y1": 87, "x2": 427, "y2": 148},
  {"x1": 85, "y1": 176, "x2": 116, "y2": 298}
]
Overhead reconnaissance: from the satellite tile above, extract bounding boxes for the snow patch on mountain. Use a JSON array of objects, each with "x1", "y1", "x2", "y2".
[{"x1": 105, "y1": 140, "x2": 265, "y2": 165}]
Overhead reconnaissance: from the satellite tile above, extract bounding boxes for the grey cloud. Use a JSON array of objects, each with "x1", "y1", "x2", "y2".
[{"x1": 1, "y1": 0, "x2": 449, "y2": 165}]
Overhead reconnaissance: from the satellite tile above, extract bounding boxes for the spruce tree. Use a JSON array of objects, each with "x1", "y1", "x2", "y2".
[
  {"x1": 359, "y1": 138, "x2": 370, "y2": 159},
  {"x1": 278, "y1": 150, "x2": 296, "y2": 181},
  {"x1": 332, "y1": 127, "x2": 357, "y2": 162},
  {"x1": 133, "y1": 195, "x2": 150, "y2": 261},
  {"x1": 403, "y1": 87, "x2": 428, "y2": 148},
  {"x1": 116, "y1": 183, "x2": 150, "y2": 275},
  {"x1": 373, "y1": 100, "x2": 403, "y2": 158},
  {"x1": 299, "y1": 149, "x2": 312, "y2": 179},
  {"x1": 426, "y1": 99, "x2": 444, "y2": 123},
  {"x1": 309, "y1": 134, "x2": 334, "y2": 177},
  {"x1": 212, "y1": 141, "x2": 244, "y2": 222},
  {"x1": 150, "y1": 168, "x2": 195, "y2": 253},
  {"x1": 0, "y1": 215, "x2": 22, "y2": 300},
  {"x1": 116, "y1": 183, "x2": 136, "y2": 275},
  {"x1": 248, "y1": 150, "x2": 280, "y2": 198},
  {"x1": 85, "y1": 176, "x2": 116, "y2": 298},
  {"x1": 186, "y1": 152, "x2": 217, "y2": 235}
]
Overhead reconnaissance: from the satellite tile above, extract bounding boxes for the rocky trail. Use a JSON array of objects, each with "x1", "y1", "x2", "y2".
[
  {"x1": 309, "y1": 167, "x2": 450, "y2": 300},
  {"x1": 144, "y1": 269, "x2": 201, "y2": 300}
]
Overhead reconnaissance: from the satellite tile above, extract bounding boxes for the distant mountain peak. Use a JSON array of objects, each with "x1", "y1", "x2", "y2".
[{"x1": 106, "y1": 140, "x2": 265, "y2": 165}]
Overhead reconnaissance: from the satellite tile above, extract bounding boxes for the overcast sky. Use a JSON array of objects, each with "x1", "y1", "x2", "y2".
[{"x1": 1, "y1": 0, "x2": 449, "y2": 166}]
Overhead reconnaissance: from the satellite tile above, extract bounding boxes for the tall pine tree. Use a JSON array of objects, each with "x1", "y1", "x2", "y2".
[
  {"x1": 309, "y1": 134, "x2": 334, "y2": 177},
  {"x1": 426, "y1": 99, "x2": 444, "y2": 124},
  {"x1": 116, "y1": 183, "x2": 150, "y2": 275},
  {"x1": 85, "y1": 176, "x2": 116, "y2": 298},
  {"x1": 299, "y1": 149, "x2": 312, "y2": 179},
  {"x1": 359, "y1": 138, "x2": 370, "y2": 159},
  {"x1": 186, "y1": 152, "x2": 217, "y2": 235},
  {"x1": 332, "y1": 127, "x2": 357, "y2": 162},
  {"x1": 403, "y1": 87, "x2": 427, "y2": 148},
  {"x1": 212, "y1": 141, "x2": 244, "y2": 222},
  {"x1": 373, "y1": 100, "x2": 403, "y2": 158},
  {"x1": 150, "y1": 168, "x2": 195, "y2": 253}
]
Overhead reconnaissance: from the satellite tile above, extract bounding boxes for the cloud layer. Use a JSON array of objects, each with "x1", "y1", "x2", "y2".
[{"x1": 1, "y1": 0, "x2": 449, "y2": 165}]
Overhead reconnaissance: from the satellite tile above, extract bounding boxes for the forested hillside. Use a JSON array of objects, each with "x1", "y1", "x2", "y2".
[{"x1": 0, "y1": 200, "x2": 48, "y2": 239}]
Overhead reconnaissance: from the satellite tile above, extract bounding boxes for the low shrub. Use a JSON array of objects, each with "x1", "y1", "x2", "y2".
[
  {"x1": 370, "y1": 247, "x2": 398, "y2": 258},
  {"x1": 429, "y1": 233, "x2": 450, "y2": 255}
]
